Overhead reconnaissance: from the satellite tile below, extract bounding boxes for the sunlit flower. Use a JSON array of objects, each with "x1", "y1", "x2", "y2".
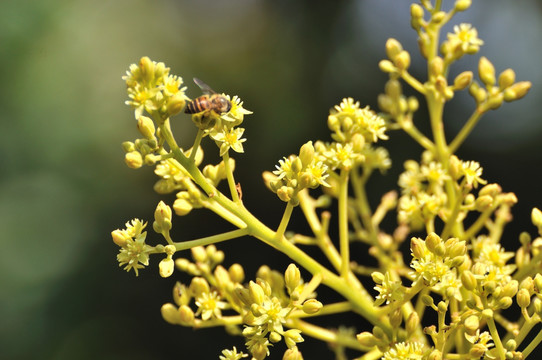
[
  {"x1": 461, "y1": 160, "x2": 486, "y2": 188},
  {"x1": 220, "y1": 95, "x2": 253, "y2": 126},
  {"x1": 210, "y1": 127, "x2": 247, "y2": 156},
  {"x1": 447, "y1": 23, "x2": 484, "y2": 53},
  {"x1": 322, "y1": 142, "x2": 363, "y2": 171},
  {"x1": 382, "y1": 341, "x2": 426, "y2": 360},
  {"x1": 421, "y1": 161, "x2": 450, "y2": 187},
  {"x1": 195, "y1": 291, "x2": 228, "y2": 321},
  {"x1": 115, "y1": 220, "x2": 152, "y2": 276},
  {"x1": 219, "y1": 347, "x2": 248, "y2": 360},
  {"x1": 329, "y1": 98, "x2": 388, "y2": 144},
  {"x1": 374, "y1": 272, "x2": 405, "y2": 306}
]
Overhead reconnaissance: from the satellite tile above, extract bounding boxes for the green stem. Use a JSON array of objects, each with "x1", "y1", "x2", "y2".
[
  {"x1": 189, "y1": 129, "x2": 204, "y2": 162},
  {"x1": 449, "y1": 108, "x2": 484, "y2": 154},
  {"x1": 222, "y1": 151, "x2": 240, "y2": 203},
  {"x1": 276, "y1": 201, "x2": 294, "y2": 240},
  {"x1": 486, "y1": 314, "x2": 506, "y2": 359},
  {"x1": 172, "y1": 228, "x2": 249, "y2": 251},
  {"x1": 290, "y1": 301, "x2": 353, "y2": 319},
  {"x1": 339, "y1": 169, "x2": 350, "y2": 278},
  {"x1": 288, "y1": 319, "x2": 366, "y2": 351},
  {"x1": 351, "y1": 169, "x2": 378, "y2": 244}
]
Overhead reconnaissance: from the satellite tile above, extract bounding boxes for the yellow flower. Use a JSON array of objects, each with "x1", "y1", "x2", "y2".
[
  {"x1": 122, "y1": 56, "x2": 188, "y2": 118},
  {"x1": 447, "y1": 23, "x2": 484, "y2": 54},
  {"x1": 374, "y1": 272, "x2": 404, "y2": 306},
  {"x1": 115, "y1": 220, "x2": 152, "y2": 276},
  {"x1": 220, "y1": 95, "x2": 253, "y2": 126},
  {"x1": 195, "y1": 291, "x2": 227, "y2": 321},
  {"x1": 382, "y1": 341, "x2": 426, "y2": 360},
  {"x1": 219, "y1": 347, "x2": 248, "y2": 360},
  {"x1": 328, "y1": 98, "x2": 388, "y2": 144},
  {"x1": 461, "y1": 160, "x2": 487, "y2": 188},
  {"x1": 210, "y1": 127, "x2": 247, "y2": 156}
]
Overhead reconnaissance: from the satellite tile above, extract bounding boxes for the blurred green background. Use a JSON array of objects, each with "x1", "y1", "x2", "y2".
[{"x1": 1, "y1": 0, "x2": 541, "y2": 359}]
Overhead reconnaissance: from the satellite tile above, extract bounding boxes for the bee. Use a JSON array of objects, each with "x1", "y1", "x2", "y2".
[{"x1": 185, "y1": 78, "x2": 232, "y2": 116}]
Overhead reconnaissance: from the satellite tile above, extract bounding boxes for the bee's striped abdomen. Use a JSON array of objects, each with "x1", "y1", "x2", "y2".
[{"x1": 185, "y1": 96, "x2": 210, "y2": 114}]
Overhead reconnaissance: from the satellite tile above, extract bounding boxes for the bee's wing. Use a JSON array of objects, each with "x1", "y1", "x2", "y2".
[{"x1": 193, "y1": 77, "x2": 216, "y2": 95}]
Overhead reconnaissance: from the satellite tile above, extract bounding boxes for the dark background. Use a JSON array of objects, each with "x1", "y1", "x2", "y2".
[{"x1": 1, "y1": 0, "x2": 541, "y2": 359}]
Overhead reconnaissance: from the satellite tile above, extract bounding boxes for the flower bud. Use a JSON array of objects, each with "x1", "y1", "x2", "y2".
[
  {"x1": 425, "y1": 232, "x2": 441, "y2": 253},
  {"x1": 503, "y1": 81, "x2": 531, "y2": 101},
  {"x1": 455, "y1": 0, "x2": 471, "y2": 11},
  {"x1": 153, "y1": 201, "x2": 173, "y2": 233},
  {"x1": 249, "y1": 281, "x2": 265, "y2": 305},
  {"x1": 410, "y1": 3, "x2": 424, "y2": 19},
  {"x1": 410, "y1": 237, "x2": 425, "y2": 259},
  {"x1": 395, "y1": 50, "x2": 411, "y2": 70},
  {"x1": 161, "y1": 303, "x2": 180, "y2": 324},
  {"x1": 302, "y1": 299, "x2": 323, "y2": 314},
  {"x1": 137, "y1": 116, "x2": 156, "y2": 139},
  {"x1": 498, "y1": 296, "x2": 513, "y2": 309},
  {"x1": 386, "y1": 38, "x2": 403, "y2": 60},
  {"x1": 269, "y1": 331, "x2": 282, "y2": 343},
  {"x1": 498, "y1": 69, "x2": 516, "y2": 90},
  {"x1": 139, "y1": 56, "x2": 154, "y2": 83},
  {"x1": 229, "y1": 263, "x2": 245, "y2": 283},
  {"x1": 111, "y1": 229, "x2": 128, "y2": 247},
  {"x1": 284, "y1": 329, "x2": 304, "y2": 349},
  {"x1": 178, "y1": 305, "x2": 195, "y2": 325},
  {"x1": 421, "y1": 294, "x2": 435, "y2": 308},
  {"x1": 505, "y1": 339, "x2": 517, "y2": 351},
  {"x1": 299, "y1": 141, "x2": 315, "y2": 168},
  {"x1": 190, "y1": 277, "x2": 210, "y2": 297},
  {"x1": 285, "y1": 263, "x2": 301, "y2": 294},
  {"x1": 159, "y1": 257, "x2": 174, "y2": 278},
  {"x1": 173, "y1": 198, "x2": 193, "y2": 216},
  {"x1": 356, "y1": 332, "x2": 377, "y2": 347},
  {"x1": 532, "y1": 208, "x2": 542, "y2": 228},
  {"x1": 283, "y1": 347, "x2": 304, "y2": 360},
  {"x1": 517, "y1": 289, "x2": 531, "y2": 308},
  {"x1": 486, "y1": 92, "x2": 503, "y2": 110},
  {"x1": 277, "y1": 186, "x2": 295, "y2": 203},
  {"x1": 431, "y1": 11, "x2": 446, "y2": 24},
  {"x1": 166, "y1": 92, "x2": 187, "y2": 116},
  {"x1": 406, "y1": 311, "x2": 419, "y2": 334},
  {"x1": 464, "y1": 315, "x2": 479, "y2": 335},
  {"x1": 479, "y1": 57, "x2": 496, "y2": 86},
  {"x1": 429, "y1": 57, "x2": 444, "y2": 78},
  {"x1": 453, "y1": 71, "x2": 473, "y2": 90},
  {"x1": 389, "y1": 309, "x2": 402, "y2": 328},
  {"x1": 371, "y1": 271, "x2": 385, "y2": 284},
  {"x1": 475, "y1": 195, "x2": 493, "y2": 211},
  {"x1": 379, "y1": 60, "x2": 396, "y2": 73},
  {"x1": 125, "y1": 151, "x2": 143, "y2": 169}
]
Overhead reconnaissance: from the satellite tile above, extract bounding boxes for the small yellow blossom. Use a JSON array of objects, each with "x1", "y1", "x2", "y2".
[
  {"x1": 374, "y1": 272, "x2": 405, "y2": 306},
  {"x1": 382, "y1": 341, "x2": 426, "y2": 360},
  {"x1": 195, "y1": 291, "x2": 228, "y2": 321},
  {"x1": 328, "y1": 98, "x2": 388, "y2": 144},
  {"x1": 115, "y1": 219, "x2": 152, "y2": 276},
  {"x1": 219, "y1": 347, "x2": 248, "y2": 360},
  {"x1": 210, "y1": 127, "x2": 247, "y2": 156},
  {"x1": 447, "y1": 23, "x2": 484, "y2": 54},
  {"x1": 220, "y1": 95, "x2": 253, "y2": 126},
  {"x1": 461, "y1": 160, "x2": 487, "y2": 188}
]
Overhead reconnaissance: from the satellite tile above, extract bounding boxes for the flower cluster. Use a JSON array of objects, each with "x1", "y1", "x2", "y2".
[
  {"x1": 159, "y1": 246, "x2": 316, "y2": 359},
  {"x1": 265, "y1": 141, "x2": 329, "y2": 205},
  {"x1": 123, "y1": 56, "x2": 189, "y2": 120},
  {"x1": 110, "y1": 1, "x2": 541, "y2": 359},
  {"x1": 111, "y1": 219, "x2": 152, "y2": 276}
]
